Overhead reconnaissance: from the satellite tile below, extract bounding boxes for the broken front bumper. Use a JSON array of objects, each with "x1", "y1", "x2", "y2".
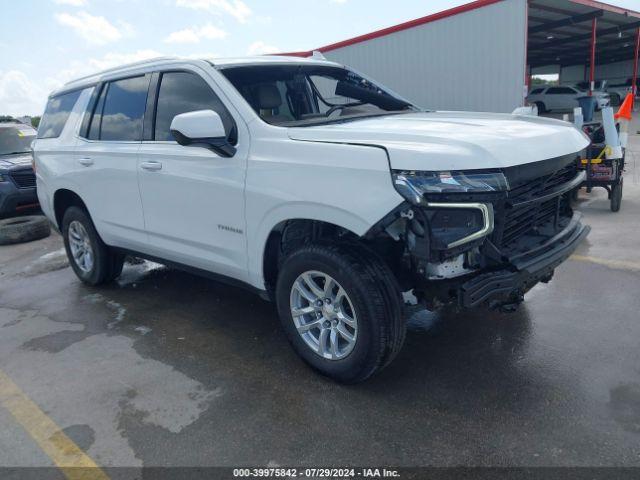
[{"x1": 459, "y1": 212, "x2": 589, "y2": 308}]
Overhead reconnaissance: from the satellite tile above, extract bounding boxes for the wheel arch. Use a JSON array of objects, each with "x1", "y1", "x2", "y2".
[
  {"x1": 53, "y1": 188, "x2": 89, "y2": 230},
  {"x1": 254, "y1": 205, "x2": 372, "y2": 295}
]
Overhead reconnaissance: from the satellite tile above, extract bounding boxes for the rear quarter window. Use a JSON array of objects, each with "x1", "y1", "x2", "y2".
[{"x1": 37, "y1": 90, "x2": 82, "y2": 139}]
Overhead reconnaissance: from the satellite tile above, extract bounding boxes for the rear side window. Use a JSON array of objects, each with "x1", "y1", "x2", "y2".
[
  {"x1": 547, "y1": 87, "x2": 575, "y2": 94},
  {"x1": 37, "y1": 90, "x2": 82, "y2": 139},
  {"x1": 88, "y1": 76, "x2": 149, "y2": 141},
  {"x1": 529, "y1": 88, "x2": 544, "y2": 95},
  {"x1": 154, "y1": 71, "x2": 235, "y2": 142}
]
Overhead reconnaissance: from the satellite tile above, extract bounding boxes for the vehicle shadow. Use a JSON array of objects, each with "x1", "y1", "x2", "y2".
[
  {"x1": 97, "y1": 262, "x2": 538, "y2": 398},
  {"x1": 378, "y1": 305, "x2": 534, "y2": 384},
  {"x1": 77, "y1": 262, "x2": 573, "y2": 466}
]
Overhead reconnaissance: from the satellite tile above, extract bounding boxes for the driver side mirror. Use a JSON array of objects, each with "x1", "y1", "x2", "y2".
[{"x1": 170, "y1": 110, "x2": 236, "y2": 157}]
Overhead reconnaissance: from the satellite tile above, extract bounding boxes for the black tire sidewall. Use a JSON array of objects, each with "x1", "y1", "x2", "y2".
[
  {"x1": 62, "y1": 207, "x2": 111, "y2": 285},
  {"x1": 276, "y1": 247, "x2": 384, "y2": 382},
  {"x1": 0, "y1": 216, "x2": 51, "y2": 245},
  {"x1": 611, "y1": 181, "x2": 623, "y2": 212}
]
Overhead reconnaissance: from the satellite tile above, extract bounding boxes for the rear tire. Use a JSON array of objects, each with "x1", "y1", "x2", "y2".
[
  {"x1": 611, "y1": 180, "x2": 623, "y2": 212},
  {"x1": 275, "y1": 243, "x2": 405, "y2": 383},
  {"x1": 62, "y1": 206, "x2": 124, "y2": 285}
]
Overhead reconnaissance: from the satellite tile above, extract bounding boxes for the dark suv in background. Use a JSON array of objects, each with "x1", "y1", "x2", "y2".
[{"x1": 0, "y1": 121, "x2": 39, "y2": 218}]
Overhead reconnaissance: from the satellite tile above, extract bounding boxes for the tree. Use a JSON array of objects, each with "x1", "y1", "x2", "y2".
[{"x1": 31, "y1": 116, "x2": 41, "y2": 128}]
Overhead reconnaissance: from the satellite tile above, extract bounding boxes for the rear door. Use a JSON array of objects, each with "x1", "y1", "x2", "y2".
[
  {"x1": 544, "y1": 87, "x2": 562, "y2": 110},
  {"x1": 547, "y1": 87, "x2": 578, "y2": 110},
  {"x1": 137, "y1": 68, "x2": 249, "y2": 282},
  {"x1": 74, "y1": 75, "x2": 150, "y2": 250}
]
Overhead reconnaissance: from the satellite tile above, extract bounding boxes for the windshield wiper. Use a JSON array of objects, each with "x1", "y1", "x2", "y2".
[
  {"x1": 283, "y1": 110, "x2": 414, "y2": 128},
  {"x1": 336, "y1": 81, "x2": 412, "y2": 111}
]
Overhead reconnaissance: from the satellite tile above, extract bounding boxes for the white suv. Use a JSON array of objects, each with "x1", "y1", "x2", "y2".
[
  {"x1": 527, "y1": 85, "x2": 610, "y2": 112},
  {"x1": 605, "y1": 79, "x2": 639, "y2": 106},
  {"x1": 34, "y1": 56, "x2": 590, "y2": 382}
]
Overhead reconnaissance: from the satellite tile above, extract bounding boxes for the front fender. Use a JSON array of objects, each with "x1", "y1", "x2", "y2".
[
  {"x1": 244, "y1": 135, "x2": 404, "y2": 290},
  {"x1": 247, "y1": 202, "x2": 379, "y2": 290}
]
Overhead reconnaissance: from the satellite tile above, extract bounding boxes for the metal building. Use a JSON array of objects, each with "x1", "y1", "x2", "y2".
[{"x1": 281, "y1": 0, "x2": 640, "y2": 113}]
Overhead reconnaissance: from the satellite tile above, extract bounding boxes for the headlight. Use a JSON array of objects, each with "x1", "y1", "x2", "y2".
[
  {"x1": 393, "y1": 170, "x2": 505, "y2": 249},
  {"x1": 422, "y1": 202, "x2": 494, "y2": 249},
  {"x1": 392, "y1": 170, "x2": 508, "y2": 204}
]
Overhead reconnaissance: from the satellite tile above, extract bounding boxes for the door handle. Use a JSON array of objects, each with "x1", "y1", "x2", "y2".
[
  {"x1": 140, "y1": 161, "x2": 163, "y2": 171},
  {"x1": 78, "y1": 158, "x2": 94, "y2": 167}
]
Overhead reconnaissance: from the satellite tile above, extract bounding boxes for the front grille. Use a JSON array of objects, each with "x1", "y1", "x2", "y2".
[
  {"x1": 496, "y1": 162, "x2": 577, "y2": 248},
  {"x1": 10, "y1": 169, "x2": 36, "y2": 189}
]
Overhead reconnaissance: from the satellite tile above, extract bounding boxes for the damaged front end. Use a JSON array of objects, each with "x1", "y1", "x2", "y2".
[{"x1": 367, "y1": 153, "x2": 590, "y2": 311}]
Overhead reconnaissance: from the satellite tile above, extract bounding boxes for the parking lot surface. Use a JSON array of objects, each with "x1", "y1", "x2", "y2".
[{"x1": 1, "y1": 125, "x2": 639, "y2": 471}]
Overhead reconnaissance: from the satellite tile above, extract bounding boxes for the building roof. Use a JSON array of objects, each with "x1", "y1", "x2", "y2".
[
  {"x1": 529, "y1": 0, "x2": 640, "y2": 67},
  {"x1": 278, "y1": 0, "x2": 503, "y2": 57},
  {"x1": 279, "y1": 0, "x2": 640, "y2": 62}
]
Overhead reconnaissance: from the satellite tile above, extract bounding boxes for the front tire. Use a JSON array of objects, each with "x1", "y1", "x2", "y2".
[
  {"x1": 276, "y1": 243, "x2": 405, "y2": 383},
  {"x1": 62, "y1": 206, "x2": 124, "y2": 285}
]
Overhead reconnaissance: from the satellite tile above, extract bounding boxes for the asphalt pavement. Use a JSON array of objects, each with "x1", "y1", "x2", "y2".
[{"x1": 0, "y1": 119, "x2": 639, "y2": 474}]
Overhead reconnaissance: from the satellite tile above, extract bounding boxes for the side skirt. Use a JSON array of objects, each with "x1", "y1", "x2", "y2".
[{"x1": 112, "y1": 247, "x2": 271, "y2": 302}]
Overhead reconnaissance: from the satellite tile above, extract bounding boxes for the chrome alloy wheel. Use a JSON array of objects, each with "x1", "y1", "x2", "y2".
[
  {"x1": 68, "y1": 220, "x2": 94, "y2": 273},
  {"x1": 290, "y1": 271, "x2": 358, "y2": 360}
]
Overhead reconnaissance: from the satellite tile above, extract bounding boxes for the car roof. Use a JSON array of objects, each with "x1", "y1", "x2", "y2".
[
  {"x1": 52, "y1": 55, "x2": 343, "y2": 97},
  {"x1": 212, "y1": 55, "x2": 342, "y2": 68}
]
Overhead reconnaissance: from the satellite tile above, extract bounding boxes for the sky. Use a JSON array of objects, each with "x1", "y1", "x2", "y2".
[{"x1": 1, "y1": 0, "x2": 639, "y2": 116}]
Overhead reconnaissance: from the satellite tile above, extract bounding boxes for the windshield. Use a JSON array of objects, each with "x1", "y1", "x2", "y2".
[
  {"x1": 220, "y1": 64, "x2": 416, "y2": 126},
  {"x1": 0, "y1": 125, "x2": 37, "y2": 155}
]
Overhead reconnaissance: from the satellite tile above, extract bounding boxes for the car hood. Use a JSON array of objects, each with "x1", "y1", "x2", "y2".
[
  {"x1": 0, "y1": 153, "x2": 33, "y2": 170},
  {"x1": 288, "y1": 111, "x2": 590, "y2": 171}
]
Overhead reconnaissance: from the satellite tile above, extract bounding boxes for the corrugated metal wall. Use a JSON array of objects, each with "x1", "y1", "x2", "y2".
[
  {"x1": 561, "y1": 60, "x2": 640, "y2": 84},
  {"x1": 323, "y1": 0, "x2": 527, "y2": 113}
]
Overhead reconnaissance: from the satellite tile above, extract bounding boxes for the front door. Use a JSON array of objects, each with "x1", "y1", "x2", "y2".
[{"x1": 137, "y1": 69, "x2": 248, "y2": 282}]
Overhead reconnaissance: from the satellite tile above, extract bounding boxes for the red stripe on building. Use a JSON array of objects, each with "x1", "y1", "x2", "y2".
[
  {"x1": 276, "y1": 0, "x2": 504, "y2": 57},
  {"x1": 276, "y1": 0, "x2": 640, "y2": 58}
]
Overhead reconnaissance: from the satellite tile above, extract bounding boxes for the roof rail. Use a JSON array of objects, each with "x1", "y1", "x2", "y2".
[{"x1": 64, "y1": 56, "x2": 180, "y2": 85}]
